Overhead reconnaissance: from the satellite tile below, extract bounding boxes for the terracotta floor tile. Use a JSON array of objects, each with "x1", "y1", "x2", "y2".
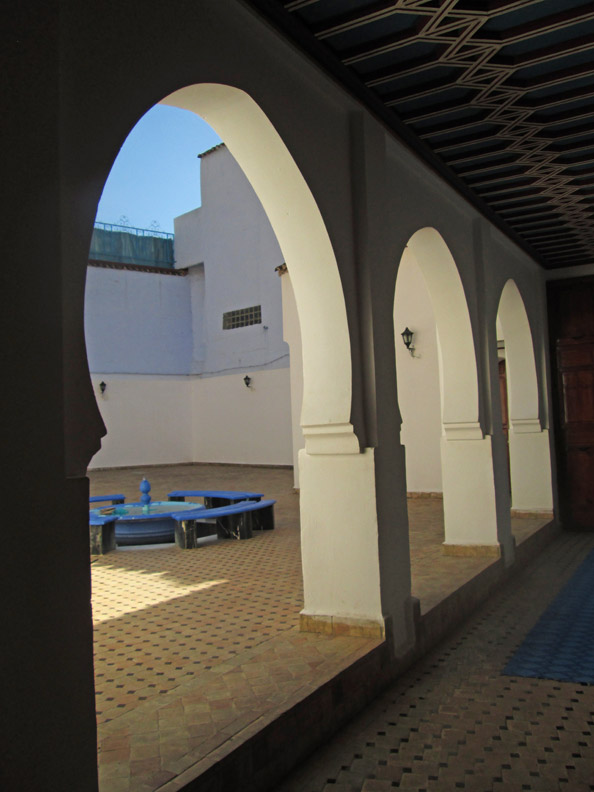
[
  {"x1": 90, "y1": 463, "x2": 556, "y2": 791},
  {"x1": 275, "y1": 530, "x2": 594, "y2": 792}
]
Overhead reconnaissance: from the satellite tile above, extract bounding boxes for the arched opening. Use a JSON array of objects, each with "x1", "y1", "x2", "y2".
[
  {"x1": 160, "y1": 86, "x2": 389, "y2": 643},
  {"x1": 394, "y1": 246, "x2": 442, "y2": 496},
  {"x1": 84, "y1": 83, "x2": 390, "y2": 789},
  {"x1": 394, "y1": 228, "x2": 502, "y2": 555},
  {"x1": 86, "y1": 108, "x2": 299, "y2": 474},
  {"x1": 84, "y1": 85, "x2": 369, "y2": 784},
  {"x1": 496, "y1": 279, "x2": 553, "y2": 514}
]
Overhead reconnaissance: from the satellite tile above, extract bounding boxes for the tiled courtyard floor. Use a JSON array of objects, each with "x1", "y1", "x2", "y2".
[
  {"x1": 274, "y1": 529, "x2": 594, "y2": 792},
  {"x1": 89, "y1": 464, "x2": 550, "y2": 791}
]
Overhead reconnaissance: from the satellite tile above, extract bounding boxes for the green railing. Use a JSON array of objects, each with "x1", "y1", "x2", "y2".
[{"x1": 90, "y1": 222, "x2": 174, "y2": 268}]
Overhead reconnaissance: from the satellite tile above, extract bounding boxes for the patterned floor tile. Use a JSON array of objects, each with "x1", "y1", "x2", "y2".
[
  {"x1": 274, "y1": 531, "x2": 594, "y2": 792},
  {"x1": 89, "y1": 464, "x2": 551, "y2": 791}
]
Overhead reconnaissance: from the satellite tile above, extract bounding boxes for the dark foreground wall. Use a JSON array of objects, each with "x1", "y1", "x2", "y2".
[{"x1": 3, "y1": 7, "x2": 100, "y2": 789}]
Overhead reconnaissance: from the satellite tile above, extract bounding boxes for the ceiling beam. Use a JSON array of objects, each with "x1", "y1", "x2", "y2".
[
  {"x1": 312, "y1": 2, "x2": 428, "y2": 40},
  {"x1": 484, "y1": 4, "x2": 594, "y2": 45}
]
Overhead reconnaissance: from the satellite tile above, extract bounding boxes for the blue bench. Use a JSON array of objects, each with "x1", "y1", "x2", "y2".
[
  {"x1": 89, "y1": 513, "x2": 119, "y2": 555},
  {"x1": 167, "y1": 489, "x2": 263, "y2": 509},
  {"x1": 89, "y1": 494, "x2": 126, "y2": 505},
  {"x1": 170, "y1": 499, "x2": 276, "y2": 548}
]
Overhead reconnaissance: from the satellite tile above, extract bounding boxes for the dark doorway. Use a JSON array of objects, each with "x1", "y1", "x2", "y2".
[{"x1": 548, "y1": 277, "x2": 594, "y2": 529}]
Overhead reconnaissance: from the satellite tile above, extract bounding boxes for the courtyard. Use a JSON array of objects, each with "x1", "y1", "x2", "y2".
[{"x1": 89, "y1": 463, "x2": 551, "y2": 792}]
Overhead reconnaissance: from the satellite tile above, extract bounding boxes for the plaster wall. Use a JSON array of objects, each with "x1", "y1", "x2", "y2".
[
  {"x1": 381, "y1": 132, "x2": 548, "y2": 406},
  {"x1": 174, "y1": 146, "x2": 289, "y2": 378},
  {"x1": 84, "y1": 266, "x2": 192, "y2": 374},
  {"x1": 87, "y1": 367, "x2": 294, "y2": 470},
  {"x1": 191, "y1": 368, "x2": 292, "y2": 466},
  {"x1": 88, "y1": 374, "x2": 193, "y2": 469},
  {"x1": 394, "y1": 252, "x2": 442, "y2": 493}
]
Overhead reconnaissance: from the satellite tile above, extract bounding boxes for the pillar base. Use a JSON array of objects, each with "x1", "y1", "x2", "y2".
[
  {"x1": 300, "y1": 612, "x2": 387, "y2": 639},
  {"x1": 511, "y1": 509, "x2": 553, "y2": 520},
  {"x1": 442, "y1": 542, "x2": 501, "y2": 558}
]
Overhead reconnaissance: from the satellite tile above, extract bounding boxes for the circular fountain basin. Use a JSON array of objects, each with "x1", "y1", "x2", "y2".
[{"x1": 92, "y1": 501, "x2": 203, "y2": 546}]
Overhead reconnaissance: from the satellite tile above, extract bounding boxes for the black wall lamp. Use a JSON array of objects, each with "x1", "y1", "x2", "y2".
[
  {"x1": 243, "y1": 375, "x2": 252, "y2": 388},
  {"x1": 99, "y1": 381, "x2": 107, "y2": 395},
  {"x1": 401, "y1": 327, "x2": 416, "y2": 357}
]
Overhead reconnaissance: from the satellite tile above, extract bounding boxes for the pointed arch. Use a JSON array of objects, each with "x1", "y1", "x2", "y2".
[
  {"x1": 395, "y1": 227, "x2": 503, "y2": 554},
  {"x1": 496, "y1": 279, "x2": 539, "y2": 425},
  {"x1": 86, "y1": 83, "x2": 384, "y2": 638},
  {"x1": 496, "y1": 279, "x2": 553, "y2": 512},
  {"x1": 404, "y1": 227, "x2": 479, "y2": 428}
]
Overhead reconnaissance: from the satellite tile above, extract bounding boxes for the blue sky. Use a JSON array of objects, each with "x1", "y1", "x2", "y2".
[{"x1": 96, "y1": 105, "x2": 222, "y2": 234}]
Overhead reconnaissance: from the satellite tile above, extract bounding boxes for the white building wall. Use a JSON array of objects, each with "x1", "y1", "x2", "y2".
[
  {"x1": 174, "y1": 146, "x2": 289, "y2": 378},
  {"x1": 191, "y1": 368, "x2": 292, "y2": 466},
  {"x1": 89, "y1": 374, "x2": 193, "y2": 468},
  {"x1": 85, "y1": 266, "x2": 192, "y2": 374}
]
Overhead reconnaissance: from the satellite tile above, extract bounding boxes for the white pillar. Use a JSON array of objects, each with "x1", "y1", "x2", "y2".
[
  {"x1": 440, "y1": 422, "x2": 513, "y2": 560},
  {"x1": 509, "y1": 420, "x2": 553, "y2": 513},
  {"x1": 299, "y1": 428, "x2": 387, "y2": 640}
]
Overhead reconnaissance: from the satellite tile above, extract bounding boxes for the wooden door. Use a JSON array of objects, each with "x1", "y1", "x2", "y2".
[
  {"x1": 556, "y1": 339, "x2": 594, "y2": 528},
  {"x1": 548, "y1": 277, "x2": 594, "y2": 529}
]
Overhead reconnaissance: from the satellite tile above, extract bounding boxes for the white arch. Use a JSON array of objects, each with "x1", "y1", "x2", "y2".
[
  {"x1": 396, "y1": 228, "x2": 504, "y2": 554},
  {"x1": 496, "y1": 279, "x2": 553, "y2": 512},
  {"x1": 405, "y1": 227, "x2": 479, "y2": 428},
  {"x1": 161, "y1": 84, "x2": 355, "y2": 450},
  {"x1": 162, "y1": 85, "x2": 388, "y2": 638},
  {"x1": 497, "y1": 279, "x2": 539, "y2": 424}
]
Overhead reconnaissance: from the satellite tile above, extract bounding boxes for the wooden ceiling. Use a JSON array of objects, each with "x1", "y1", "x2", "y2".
[{"x1": 245, "y1": 0, "x2": 594, "y2": 269}]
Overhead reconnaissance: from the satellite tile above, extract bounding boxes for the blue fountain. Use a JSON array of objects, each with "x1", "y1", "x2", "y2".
[{"x1": 90, "y1": 477, "x2": 203, "y2": 546}]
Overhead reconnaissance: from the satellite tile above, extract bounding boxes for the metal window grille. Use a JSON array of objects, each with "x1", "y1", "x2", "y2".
[{"x1": 222, "y1": 305, "x2": 262, "y2": 330}]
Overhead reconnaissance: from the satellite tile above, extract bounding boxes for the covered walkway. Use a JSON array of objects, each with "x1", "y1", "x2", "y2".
[
  {"x1": 276, "y1": 529, "x2": 594, "y2": 792},
  {"x1": 89, "y1": 464, "x2": 552, "y2": 792}
]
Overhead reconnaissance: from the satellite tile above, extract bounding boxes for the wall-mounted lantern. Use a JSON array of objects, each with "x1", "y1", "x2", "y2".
[
  {"x1": 243, "y1": 375, "x2": 252, "y2": 388},
  {"x1": 99, "y1": 381, "x2": 107, "y2": 395},
  {"x1": 401, "y1": 327, "x2": 416, "y2": 357}
]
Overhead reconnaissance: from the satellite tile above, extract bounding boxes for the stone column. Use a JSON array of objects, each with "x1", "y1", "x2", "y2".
[
  {"x1": 441, "y1": 421, "x2": 513, "y2": 561},
  {"x1": 509, "y1": 420, "x2": 554, "y2": 513},
  {"x1": 299, "y1": 426, "x2": 387, "y2": 640}
]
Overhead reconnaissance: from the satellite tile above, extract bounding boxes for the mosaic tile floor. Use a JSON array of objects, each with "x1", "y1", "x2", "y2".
[
  {"x1": 505, "y1": 548, "x2": 594, "y2": 685},
  {"x1": 89, "y1": 464, "x2": 551, "y2": 791},
  {"x1": 274, "y1": 530, "x2": 594, "y2": 792}
]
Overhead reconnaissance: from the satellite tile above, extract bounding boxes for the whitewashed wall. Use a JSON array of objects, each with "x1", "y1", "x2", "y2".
[
  {"x1": 85, "y1": 266, "x2": 192, "y2": 374},
  {"x1": 89, "y1": 374, "x2": 193, "y2": 468},
  {"x1": 191, "y1": 368, "x2": 292, "y2": 466},
  {"x1": 394, "y1": 253, "x2": 443, "y2": 493},
  {"x1": 175, "y1": 145, "x2": 289, "y2": 378}
]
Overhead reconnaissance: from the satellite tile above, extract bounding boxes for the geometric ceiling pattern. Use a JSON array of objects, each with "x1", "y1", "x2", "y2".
[{"x1": 246, "y1": 0, "x2": 594, "y2": 268}]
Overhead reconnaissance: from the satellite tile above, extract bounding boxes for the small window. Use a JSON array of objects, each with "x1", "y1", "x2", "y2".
[{"x1": 222, "y1": 305, "x2": 262, "y2": 330}]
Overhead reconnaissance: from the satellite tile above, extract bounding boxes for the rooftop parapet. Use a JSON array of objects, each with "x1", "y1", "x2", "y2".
[{"x1": 90, "y1": 222, "x2": 175, "y2": 268}]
